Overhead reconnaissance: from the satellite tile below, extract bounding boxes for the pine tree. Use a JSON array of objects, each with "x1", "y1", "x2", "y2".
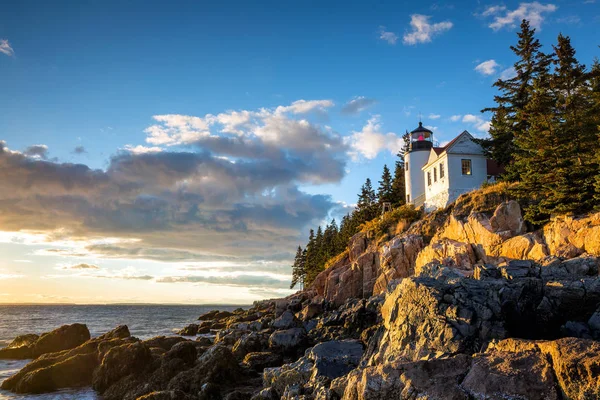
[
  {"x1": 357, "y1": 178, "x2": 378, "y2": 222},
  {"x1": 514, "y1": 35, "x2": 599, "y2": 223},
  {"x1": 546, "y1": 35, "x2": 598, "y2": 215},
  {"x1": 290, "y1": 246, "x2": 305, "y2": 289},
  {"x1": 482, "y1": 19, "x2": 552, "y2": 179},
  {"x1": 377, "y1": 165, "x2": 394, "y2": 205},
  {"x1": 591, "y1": 59, "x2": 600, "y2": 205},
  {"x1": 391, "y1": 151, "x2": 406, "y2": 207},
  {"x1": 304, "y1": 229, "x2": 317, "y2": 285}
]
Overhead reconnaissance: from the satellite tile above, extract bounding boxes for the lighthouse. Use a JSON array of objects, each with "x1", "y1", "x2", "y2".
[{"x1": 404, "y1": 122, "x2": 433, "y2": 207}]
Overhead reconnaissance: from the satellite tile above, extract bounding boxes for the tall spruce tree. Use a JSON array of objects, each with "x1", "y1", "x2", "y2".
[
  {"x1": 514, "y1": 34, "x2": 599, "y2": 223},
  {"x1": 391, "y1": 151, "x2": 406, "y2": 207},
  {"x1": 482, "y1": 19, "x2": 551, "y2": 180},
  {"x1": 290, "y1": 246, "x2": 305, "y2": 289},
  {"x1": 357, "y1": 178, "x2": 378, "y2": 222},
  {"x1": 591, "y1": 59, "x2": 600, "y2": 205},
  {"x1": 377, "y1": 165, "x2": 394, "y2": 205},
  {"x1": 304, "y1": 229, "x2": 317, "y2": 285}
]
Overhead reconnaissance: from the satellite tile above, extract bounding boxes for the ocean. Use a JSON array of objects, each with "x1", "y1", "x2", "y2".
[{"x1": 0, "y1": 304, "x2": 245, "y2": 400}]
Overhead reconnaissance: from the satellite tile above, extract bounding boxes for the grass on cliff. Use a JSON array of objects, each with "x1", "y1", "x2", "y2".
[
  {"x1": 360, "y1": 205, "x2": 422, "y2": 244},
  {"x1": 447, "y1": 181, "x2": 517, "y2": 219}
]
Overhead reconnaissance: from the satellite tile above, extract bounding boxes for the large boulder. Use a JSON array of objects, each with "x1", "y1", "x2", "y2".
[
  {"x1": 341, "y1": 355, "x2": 471, "y2": 400},
  {"x1": 177, "y1": 324, "x2": 199, "y2": 336},
  {"x1": 0, "y1": 334, "x2": 39, "y2": 359},
  {"x1": 373, "y1": 234, "x2": 424, "y2": 295},
  {"x1": 308, "y1": 340, "x2": 363, "y2": 380},
  {"x1": 268, "y1": 328, "x2": 306, "y2": 355},
  {"x1": 242, "y1": 352, "x2": 283, "y2": 371},
  {"x1": 167, "y1": 345, "x2": 241, "y2": 394},
  {"x1": 543, "y1": 212, "x2": 600, "y2": 257},
  {"x1": 535, "y1": 337, "x2": 600, "y2": 399},
  {"x1": 461, "y1": 347, "x2": 558, "y2": 399},
  {"x1": 414, "y1": 239, "x2": 476, "y2": 274},
  {"x1": 232, "y1": 332, "x2": 269, "y2": 359},
  {"x1": 1, "y1": 326, "x2": 134, "y2": 394},
  {"x1": 33, "y1": 324, "x2": 91, "y2": 358},
  {"x1": 271, "y1": 311, "x2": 298, "y2": 330},
  {"x1": 489, "y1": 200, "x2": 526, "y2": 236},
  {"x1": 92, "y1": 341, "x2": 153, "y2": 393},
  {"x1": 366, "y1": 265, "x2": 600, "y2": 365},
  {"x1": 10, "y1": 352, "x2": 98, "y2": 394}
]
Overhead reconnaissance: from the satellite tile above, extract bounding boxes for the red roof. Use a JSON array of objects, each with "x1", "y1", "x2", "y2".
[{"x1": 432, "y1": 147, "x2": 445, "y2": 155}]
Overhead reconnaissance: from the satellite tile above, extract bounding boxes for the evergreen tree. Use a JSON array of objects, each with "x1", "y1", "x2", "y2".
[
  {"x1": 304, "y1": 229, "x2": 317, "y2": 285},
  {"x1": 514, "y1": 34, "x2": 599, "y2": 222},
  {"x1": 482, "y1": 19, "x2": 552, "y2": 179},
  {"x1": 391, "y1": 151, "x2": 406, "y2": 207},
  {"x1": 303, "y1": 226, "x2": 325, "y2": 285},
  {"x1": 591, "y1": 59, "x2": 600, "y2": 204},
  {"x1": 357, "y1": 178, "x2": 378, "y2": 222},
  {"x1": 290, "y1": 246, "x2": 305, "y2": 289},
  {"x1": 377, "y1": 164, "x2": 394, "y2": 205}
]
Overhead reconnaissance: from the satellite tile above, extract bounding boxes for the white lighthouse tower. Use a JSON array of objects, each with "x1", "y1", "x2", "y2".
[{"x1": 404, "y1": 122, "x2": 433, "y2": 207}]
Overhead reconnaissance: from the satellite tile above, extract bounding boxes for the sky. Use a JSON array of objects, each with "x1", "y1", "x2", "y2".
[{"x1": 0, "y1": 0, "x2": 599, "y2": 304}]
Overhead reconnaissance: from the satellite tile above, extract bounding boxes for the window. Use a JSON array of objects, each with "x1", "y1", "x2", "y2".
[
  {"x1": 461, "y1": 159, "x2": 472, "y2": 175},
  {"x1": 427, "y1": 171, "x2": 431, "y2": 186},
  {"x1": 406, "y1": 194, "x2": 410, "y2": 203},
  {"x1": 440, "y1": 162, "x2": 445, "y2": 178},
  {"x1": 406, "y1": 162, "x2": 408, "y2": 171},
  {"x1": 433, "y1": 167, "x2": 437, "y2": 183}
]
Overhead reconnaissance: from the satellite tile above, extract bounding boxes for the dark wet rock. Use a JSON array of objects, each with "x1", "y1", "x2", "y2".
[
  {"x1": 0, "y1": 334, "x2": 38, "y2": 359},
  {"x1": 11, "y1": 352, "x2": 98, "y2": 394},
  {"x1": 268, "y1": 328, "x2": 306, "y2": 355},
  {"x1": 232, "y1": 332, "x2": 269, "y2": 359},
  {"x1": 164, "y1": 342, "x2": 197, "y2": 366},
  {"x1": 296, "y1": 303, "x2": 322, "y2": 321},
  {"x1": 242, "y1": 352, "x2": 283, "y2": 371},
  {"x1": 92, "y1": 341, "x2": 153, "y2": 393},
  {"x1": 309, "y1": 340, "x2": 363, "y2": 380},
  {"x1": 136, "y1": 390, "x2": 196, "y2": 400},
  {"x1": 271, "y1": 311, "x2": 298, "y2": 330},
  {"x1": 167, "y1": 345, "x2": 241, "y2": 394},
  {"x1": 32, "y1": 323, "x2": 90, "y2": 358},
  {"x1": 177, "y1": 324, "x2": 199, "y2": 336},
  {"x1": 143, "y1": 336, "x2": 187, "y2": 351},
  {"x1": 198, "y1": 310, "x2": 220, "y2": 321},
  {"x1": 98, "y1": 325, "x2": 131, "y2": 340},
  {"x1": 195, "y1": 336, "x2": 214, "y2": 347}
]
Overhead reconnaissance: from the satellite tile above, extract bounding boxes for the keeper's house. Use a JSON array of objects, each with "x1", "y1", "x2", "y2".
[{"x1": 404, "y1": 122, "x2": 501, "y2": 211}]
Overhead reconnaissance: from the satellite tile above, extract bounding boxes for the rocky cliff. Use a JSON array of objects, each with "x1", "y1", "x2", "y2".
[{"x1": 2, "y1": 185, "x2": 600, "y2": 399}]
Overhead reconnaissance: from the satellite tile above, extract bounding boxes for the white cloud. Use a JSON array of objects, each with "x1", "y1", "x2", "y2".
[
  {"x1": 462, "y1": 114, "x2": 491, "y2": 133},
  {"x1": 341, "y1": 96, "x2": 376, "y2": 115},
  {"x1": 483, "y1": 2, "x2": 558, "y2": 31},
  {"x1": 275, "y1": 99, "x2": 334, "y2": 115},
  {"x1": 403, "y1": 14, "x2": 453, "y2": 45},
  {"x1": 123, "y1": 145, "x2": 163, "y2": 154},
  {"x1": 449, "y1": 115, "x2": 462, "y2": 122},
  {"x1": 379, "y1": 26, "x2": 399, "y2": 45},
  {"x1": 428, "y1": 113, "x2": 441, "y2": 120},
  {"x1": 0, "y1": 39, "x2": 14, "y2": 57},
  {"x1": 145, "y1": 114, "x2": 212, "y2": 146},
  {"x1": 475, "y1": 59, "x2": 500, "y2": 75},
  {"x1": 346, "y1": 115, "x2": 403, "y2": 160},
  {"x1": 500, "y1": 67, "x2": 517, "y2": 80},
  {"x1": 145, "y1": 100, "x2": 335, "y2": 147},
  {"x1": 61, "y1": 263, "x2": 100, "y2": 270}
]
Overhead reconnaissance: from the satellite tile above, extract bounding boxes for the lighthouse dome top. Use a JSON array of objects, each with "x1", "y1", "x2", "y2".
[{"x1": 411, "y1": 122, "x2": 433, "y2": 136}]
